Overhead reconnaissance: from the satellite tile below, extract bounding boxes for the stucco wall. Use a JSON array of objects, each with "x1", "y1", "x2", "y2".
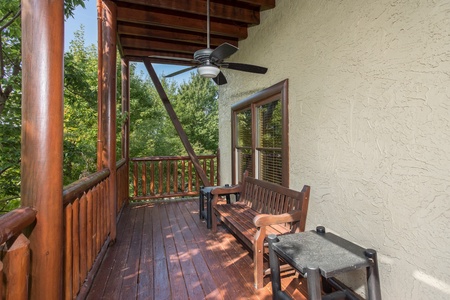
[{"x1": 218, "y1": 0, "x2": 450, "y2": 299}]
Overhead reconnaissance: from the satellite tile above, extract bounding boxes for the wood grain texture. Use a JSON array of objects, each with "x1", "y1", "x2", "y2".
[
  {"x1": 211, "y1": 176, "x2": 310, "y2": 288},
  {"x1": 86, "y1": 199, "x2": 307, "y2": 299},
  {"x1": 3, "y1": 234, "x2": 30, "y2": 300}
]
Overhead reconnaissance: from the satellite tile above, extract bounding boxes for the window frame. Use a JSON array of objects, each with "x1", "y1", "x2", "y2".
[{"x1": 231, "y1": 79, "x2": 289, "y2": 186}]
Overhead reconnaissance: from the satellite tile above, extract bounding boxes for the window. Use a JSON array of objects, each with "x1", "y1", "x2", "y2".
[{"x1": 232, "y1": 80, "x2": 289, "y2": 186}]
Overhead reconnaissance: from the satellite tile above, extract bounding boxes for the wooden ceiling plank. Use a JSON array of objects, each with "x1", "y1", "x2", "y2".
[
  {"x1": 117, "y1": 0, "x2": 260, "y2": 25},
  {"x1": 123, "y1": 49, "x2": 194, "y2": 62},
  {"x1": 118, "y1": 24, "x2": 239, "y2": 47},
  {"x1": 117, "y1": 6, "x2": 248, "y2": 39},
  {"x1": 121, "y1": 37, "x2": 201, "y2": 53}
]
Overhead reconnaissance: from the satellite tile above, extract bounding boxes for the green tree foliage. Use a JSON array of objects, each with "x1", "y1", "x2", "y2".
[
  {"x1": 129, "y1": 70, "x2": 179, "y2": 157},
  {"x1": 0, "y1": 0, "x2": 24, "y2": 212},
  {"x1": 173, "y1": 73, "x2": 218, "y2": 154},
  {"x1": 1, "y1": 0, "x2": 219, "y2": 211},
  {"x1": 63, "y1": 26, "x2": 98, "y2": 184},
  {"x1": 0, "y1": 1, "x2": 86, "y2": 211},
  {"x1": 129, "y1": 71, "x2": 218, "y2": 158}
]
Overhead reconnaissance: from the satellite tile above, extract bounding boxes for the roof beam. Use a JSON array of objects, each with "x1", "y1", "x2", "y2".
[
  {"x1": 117, "y1": 0, "x2": 260, "y2": 25},
  {"x1": 237, "y1": 0, "x2": 275, "y2": 10},
  {"x1": 121, "y1": 37, "x2": 202, "y2": 54},
  {"x1": 118, "y1": 23, "x2": 238, "y2": 47},
  {"x1": 123, "y1": 49, "x2": 195, "y2": 61},
  {"x1": 117, "y1": 6, "x2": 248, "y2": 39}
]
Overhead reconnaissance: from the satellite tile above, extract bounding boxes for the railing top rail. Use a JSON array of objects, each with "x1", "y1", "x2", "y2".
[
  {"x1": 131, "y1": 154, "x2": 217, "y2": 162},
  {"x1": 116, "y1": 158, "x2": 127, "y2": 169},
  {"x1": 63, "y1": 168, "x2": 110, "y2": 206},
  {"x1": 0, "y1": 207, "x2": 37, "y2": 245}
]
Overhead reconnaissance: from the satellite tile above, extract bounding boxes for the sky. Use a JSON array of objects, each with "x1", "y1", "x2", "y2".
[{"x1": 64, "y1": 0, "x2": 195, "y2": 84}]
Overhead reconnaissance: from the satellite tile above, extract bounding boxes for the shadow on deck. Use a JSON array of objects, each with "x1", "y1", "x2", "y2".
[{"x1": 86, "y1": 199, "x2": 308, "y2": 299}]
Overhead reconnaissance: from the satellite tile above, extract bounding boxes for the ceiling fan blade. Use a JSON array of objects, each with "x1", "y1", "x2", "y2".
[
  {"x1": 164, "y1": 66, "x2": 198, "y2": 78},
  {"x1": 222, "y1": 62, "x2": 268, "y2": 74},
  {"x1": 210, "y1": 43, "x2": 238, "y2": 62},
  {"x1": 212, "y1": 71, "x2": 227, "y2": 85}
]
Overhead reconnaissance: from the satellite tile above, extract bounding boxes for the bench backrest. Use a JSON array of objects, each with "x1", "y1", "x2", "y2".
[{"x1": 240, "y1": 176, "x2": 310, "y2": 232}]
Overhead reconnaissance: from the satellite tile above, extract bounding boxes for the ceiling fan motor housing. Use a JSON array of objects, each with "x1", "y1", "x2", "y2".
[{"x1": 194, "y1": 48, "x2": 214, "y2": 64}]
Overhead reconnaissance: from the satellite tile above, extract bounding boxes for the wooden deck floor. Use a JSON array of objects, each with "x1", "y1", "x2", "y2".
[{"x1": 86, "y1": 199, "x2": 308, "y2": 300}]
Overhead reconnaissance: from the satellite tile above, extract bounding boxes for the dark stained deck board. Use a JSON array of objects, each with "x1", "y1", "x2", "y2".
[
  {"x1": 86, "y1": 203, "x2": 135, "y2": 299},
  {"x1": 160, "y1": 202, "x2": 190, "y2": 299},
  {"x1": 173, "y1": 200, "x2": 222, "y2": 299},
  {"x1": 101, "y1": 206, "x2": 137, "y2": 300},
  {"x1": 151, "y1": 204, "x2": 171, "y2": 300},
  {"x1": 86, "y1": 199, "x2": 307, "y2": 300},
  {"x1": 119, "y1": 205, "x2": 145, "y2": 299},
  {"x1": 178, "y1": 201, "x2": 257, "y2": 299},
  {"x1": 166, "y1": 202, "x2": 206, "y2": 299},
  {"x1": 136, "y1": 202, "x2": 154, "y2": 300}
]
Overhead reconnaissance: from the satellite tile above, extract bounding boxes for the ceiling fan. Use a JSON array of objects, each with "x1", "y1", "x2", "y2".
[{"x1": 150, "y1": 0, "x2": 268, "y2": 85}]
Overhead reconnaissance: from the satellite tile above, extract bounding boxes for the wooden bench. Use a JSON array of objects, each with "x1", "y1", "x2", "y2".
[{"x1": 210, "y1": 176, "x2": 310, "y2": 289}]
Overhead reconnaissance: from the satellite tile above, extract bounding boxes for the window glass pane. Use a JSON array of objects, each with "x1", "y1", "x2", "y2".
[
  {"x1": 237, "y1": 148, "x2": 253, "y2": 178},
  {"x1": 258, "y1": 149, "x2": 282, "y2": 185},
  {"x1": 257, "y1": 99, "x2": 282, "y2": 148},
  {"x1": 236, "y1": 109, "x2": 252, "y2": 147},
  {"x1": 231, "y1": 80, "x2": 288, "y2": 186}
]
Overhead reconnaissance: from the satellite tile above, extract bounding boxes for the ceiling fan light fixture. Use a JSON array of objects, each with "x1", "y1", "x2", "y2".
[{"x1": 197, "y1": 64, "x2": 220, "y2": 78}]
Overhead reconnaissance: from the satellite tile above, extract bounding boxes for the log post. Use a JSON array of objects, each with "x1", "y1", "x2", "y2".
[
  {"x1": 98, "y1": 0, "x2": 117, "y2": 241},
  {"x1": 121, "y1": 58, "x2": 130, "y2": 204},
  {"x1": 21, "y1": 0, "x2": 64, "y2": 298}
]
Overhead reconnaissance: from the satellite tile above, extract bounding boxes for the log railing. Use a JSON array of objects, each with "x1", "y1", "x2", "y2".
[
  {"x1": 116, "y1": 158, "x2": 129, "y2": 213},
  {"x1": 0, "y1": 207, "x2": 37, "y2": 299},
  {"x1": 131, "y1": 154, "x2": 219, "y2": 201},
  {"x1": 62, "y1": 169, "x2": 111, "y2": 299}
]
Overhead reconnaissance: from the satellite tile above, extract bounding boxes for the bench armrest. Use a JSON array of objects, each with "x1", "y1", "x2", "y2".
[
  {"x1": 253, "y1": 210, "x2": 304, "y2": 227},
  {"x1": 210, "y1": 185, "x2": 241, "y2": 195}
]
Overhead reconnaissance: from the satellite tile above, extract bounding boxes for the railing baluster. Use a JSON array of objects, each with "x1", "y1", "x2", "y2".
[
  {"x1": 64, "y1": 204, "x2": 73, "y2": 300},
  {"x1": 133, "y1": 162, "x2": 138, "y2": 197},
  {"x1": 94, "y1": 186, "x2": 101, "y2": 255},
  {"x1": 79, "y1": 194, "x2": 88, "y2": 281},
  {"x1": 181, "y1": 160, "x2": 186, "y2": 194},
  {"x1": 86, "y1": 190, "x2": 93, "y2": 270},
  {"x1": 209, "y1": 158, "x2": 214, "y2": 185},
  {"x1": 0, "y1": 261, "x2": 3, "y2": 299},
  {"x1": 2, "y1": 234, "x2": 30, "y2": 299},
  {"x1": 72, "y1": 198, "x2": 80, "y2": 296},
  {"x1": 166, "y1": 160, "x2": 171, "y2": 194},
  {"x1": 173, "y1": 160, "x2": 178, "y2": 193},
  {"x1": 150, "y1": 162, "x2": 155, "y2": 195},
  {"x1": 142, "y1": 163, "x2": 147, "y2": 196},
  {"x1": 188, "y1": 161, "x2": 193, "y2": 192},
  {"x1": 158, "y1": 161, "x2": 163, "y2": 195}
]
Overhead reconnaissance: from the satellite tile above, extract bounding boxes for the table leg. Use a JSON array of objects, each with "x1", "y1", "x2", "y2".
[
  {"x1": 365, "y1": 249, "x2": 382, "y2": 300},
  {"x1": 199, "y1": 188, "x2": 205, "y2": 220},
  {"x1": 206, "y1": 191, "x2": 212, "y2": 229},
  {"x1": 268, "y1": 235, "x2": 291, "y2": 300},
  {"x1": 306, "y1": 266, "x2": 321, "y2": 300}
]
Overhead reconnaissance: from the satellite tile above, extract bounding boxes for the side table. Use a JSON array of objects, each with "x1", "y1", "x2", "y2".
[
  {"x1": 268, "y1": 226, "x2": 381, "y2": 300},
  {"x1": 199, "y1": 185, "x2": 238, "y2": 229}
]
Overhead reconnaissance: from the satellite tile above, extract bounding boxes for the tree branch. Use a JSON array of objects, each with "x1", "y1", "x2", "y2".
[
  {"x1": 0, "y1": 7, "x2": 21, "y2": 32},
  {"x1": 0, "y1": 11, "x2": 13, "y2": 25}
]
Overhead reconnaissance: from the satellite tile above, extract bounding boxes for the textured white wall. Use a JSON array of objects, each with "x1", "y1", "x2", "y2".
[{"x1": 218, "y1": 0, "x2": 450, "y2": 299}]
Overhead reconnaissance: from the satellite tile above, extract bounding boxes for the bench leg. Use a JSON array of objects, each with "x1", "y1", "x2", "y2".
[
  {"x1": 211, "y1": 212, "x2": 217, "y2": 232},
  {"x1": 253, "y1": 227, "x2": 266, "y2": 289}
]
